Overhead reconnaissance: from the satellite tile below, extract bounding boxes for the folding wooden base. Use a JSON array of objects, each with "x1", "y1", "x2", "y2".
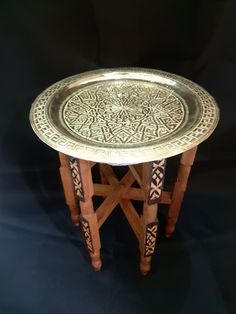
[{"x1": 59, "y1": 147, "x2": 197, "y2": 275}]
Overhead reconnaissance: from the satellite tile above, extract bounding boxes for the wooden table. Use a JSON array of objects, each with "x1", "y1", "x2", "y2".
[{"x1": 30, "y1": 68, "x2": 219, "y2": 275}]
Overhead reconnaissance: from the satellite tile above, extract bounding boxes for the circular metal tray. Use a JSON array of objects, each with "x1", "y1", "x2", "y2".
[{"x1": 30, "y1": 68, "x2": 219, "y2": 165}]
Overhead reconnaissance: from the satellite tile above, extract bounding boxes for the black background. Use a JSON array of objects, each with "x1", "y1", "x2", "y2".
[{"x1": 0, "y1": 1, "x2": 236, "y2": 313}]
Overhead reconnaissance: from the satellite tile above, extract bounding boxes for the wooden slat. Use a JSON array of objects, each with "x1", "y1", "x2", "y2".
[
  {"x1": 128, "y1": 165, "x2": 143, "y2": 187},
  {"x1": 93, "y1": 184, "x2": 171, "y2": 204},
  {"x1": 119, "y1": 199, "x2": 141, "y2": 240},
  {"x1": 96, "y1": 170, "x2": 135, "y2": 228},
  {"x1": 100, "y1": 164, "x2": 118, "y2": 185},
  {"x1": 100, "y1": 164, "x2": 142, "y2": 240},
  {"x1": 96, "y1": 184, "x2": 125, "y2": 227},
  {"x1": 134, "y1": 163, "x2": 142, "y2": 178}
]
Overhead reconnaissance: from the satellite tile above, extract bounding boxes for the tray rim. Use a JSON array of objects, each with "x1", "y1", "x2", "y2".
[{"x1": 29, "y1": 67, "x2": 219, "y2": 165}]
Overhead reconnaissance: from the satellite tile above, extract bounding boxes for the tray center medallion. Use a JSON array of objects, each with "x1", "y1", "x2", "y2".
[{"x1": 62, "y1": 80, "x2": 186, "y2": 146}]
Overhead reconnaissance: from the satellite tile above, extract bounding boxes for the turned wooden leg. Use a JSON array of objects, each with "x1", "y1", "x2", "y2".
[
  {"x1": 78, "y1": 159, "x2": 101, "y2": 271},
  {"x1": 140, "y1": 160, "x2": 166, "y2": 275},
  {"x1": 59, "y1": 153, "x2": 80, "y2": 226},
  {"x1": 165, "y1": 147, "x2": 197, "y2": 238}
]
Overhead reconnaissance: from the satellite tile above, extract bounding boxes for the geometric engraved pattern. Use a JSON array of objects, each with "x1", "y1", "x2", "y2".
[
  {"x1": 30, "y1": 69, "x2": 219, "y2": 164},
  {"x1": 144, "y1": 221, "x2": 158, "y2": 257},
  {"x1": 80, "y1": 216, "x2": 94, "y2": 254},
  {"x1": 148, "y1": 159, "x2": 166, "y2": 204},
  {"x1": 63, "y1": 81, "x2": 185, "y2": 146},
  {"x1": 68, "y1": 156, "x2": 84, "y2": 201}
]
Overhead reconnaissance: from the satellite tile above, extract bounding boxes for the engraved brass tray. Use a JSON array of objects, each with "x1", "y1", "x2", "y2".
[{"x1": 30, "y1": 68, "x2": 219, "y2": 165}]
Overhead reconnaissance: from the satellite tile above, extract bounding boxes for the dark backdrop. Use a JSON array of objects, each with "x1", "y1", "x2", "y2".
[{"x1": 0, "y1": 1, "x2": 236, "y2": 314}]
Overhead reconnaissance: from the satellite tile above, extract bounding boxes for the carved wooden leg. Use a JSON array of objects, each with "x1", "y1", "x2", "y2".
[
  {"x1": 165, "y1": 147, "x2": 197, "y2": 238},
  {"x1": 140, "y1": 160, "x2": 166, "y2": 275},
  {"x1": 59, "y1": 153, "x2": 80, "y2": 226},
  {"x1": 78, "y1": 159, "x2": 101, "y2": 271}
]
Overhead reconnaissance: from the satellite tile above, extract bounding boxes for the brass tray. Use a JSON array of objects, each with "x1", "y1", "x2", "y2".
[{"x1": 30, "y1": 68, "x2": 219, "y2": 165}]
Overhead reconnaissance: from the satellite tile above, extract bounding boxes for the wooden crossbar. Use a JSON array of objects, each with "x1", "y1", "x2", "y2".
[
  {"x1": 128, "y1": 165, "x2": 143, "y2": 187},
  {"x1": 93, "y1": 184, "x2": 171, "y2": 204},
  {"x1": 96, "y1": 169, "x2": 135, "y2": 228},
  {"x1": 98, "y1": 164, "x2": 143, "y2": 239}
]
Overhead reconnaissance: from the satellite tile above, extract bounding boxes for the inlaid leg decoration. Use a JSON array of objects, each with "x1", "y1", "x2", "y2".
[
  {"x1": 148, "y1": 160, "x2": 166, "y2": 204},
  {"x1": 140, "y1": 160, "x2": 166, "y2": 275},
  {"x1": 80, "y1": 217, "x2": 94, "y2": 253},
  {"x1": 166, "y1": 146, "x2": 197, "y2": 238},
  {"x1": 68, "y1": 156, "x2": 85, "y2": 202},
  {"x1": 78, "y1": 159, "x2": 101, "y2": 271},
  {"x1": 59, "y1": 153, "x2": 80, "y2": 226},
  {"x1": 144, "y1": 222, "x2": 158, "y2": 257}
]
